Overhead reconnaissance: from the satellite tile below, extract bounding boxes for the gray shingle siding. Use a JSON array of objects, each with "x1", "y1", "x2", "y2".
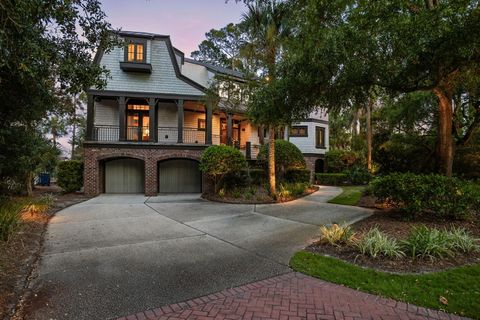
[{"x1": 98, "y1": 40, "x2": 203, "y2": 96}]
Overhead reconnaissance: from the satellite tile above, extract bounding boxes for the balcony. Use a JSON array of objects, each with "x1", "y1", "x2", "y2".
[{"x1": 92, "y1": 125, "x2": 219, "y2": 145}]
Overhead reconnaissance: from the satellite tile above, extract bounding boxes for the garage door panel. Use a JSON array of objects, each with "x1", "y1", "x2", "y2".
[
  {"x1": 105, "y1": 159, "x2": 144, "y2": 193},
  {"x1": 158, "y1": 159, "x2": 201, "y2": 193}
]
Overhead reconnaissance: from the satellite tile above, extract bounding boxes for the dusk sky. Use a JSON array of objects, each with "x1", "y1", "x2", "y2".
[{"x1": 100, "y1": 0, "x2": 247, "y2": 57}]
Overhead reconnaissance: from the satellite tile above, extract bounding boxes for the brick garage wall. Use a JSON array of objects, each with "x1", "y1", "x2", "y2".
[{"x1": 84, "y1": 144, "x2": 209, "y2": 196}]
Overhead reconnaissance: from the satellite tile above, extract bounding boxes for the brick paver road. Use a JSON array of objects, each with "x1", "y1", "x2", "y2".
[{"x1": 117, "y1": 272, "x2": 468, "y2": 320}]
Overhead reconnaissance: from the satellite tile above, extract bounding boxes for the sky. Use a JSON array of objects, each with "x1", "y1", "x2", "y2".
[{"x1": 100, "y1": 0, "x2": 247, "y2": 57}]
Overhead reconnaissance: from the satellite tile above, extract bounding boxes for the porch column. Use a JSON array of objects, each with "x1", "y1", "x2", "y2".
[
  {"x1": 177, "y1": 99, "x2": 184, "y2": 143},
  {"x1": 285, "y1": 125, "x2": 290, "y2": 141},
  {"x1": 148, "y1": 98, "x2": 157, "y2": 142},
  {"x1": 259, "y1": 126, "x2": 265, "y2": 145},
  {"x1": 86, "y1": 94, "x2": 94, "y2": 140},
  {"x1": 227, "y1": 113, "x2": 233, "y2": 146},
  {"x1": 206, "y1": 100, "x2": 213, "y2": 145},
  {"x1": 118, "y1": 96, "x2": 126, "y2": 141}
]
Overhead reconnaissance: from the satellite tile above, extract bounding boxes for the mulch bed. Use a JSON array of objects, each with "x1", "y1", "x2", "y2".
[
  {"x1": 203, "y1": 185, "x2": 319, "y2": 204},
  {"x1": 0, "y1": 186, "x2": 90, "y2": 320},
  {"x1": 306, "y1": 195, "x2": 480, "y2": 274}
]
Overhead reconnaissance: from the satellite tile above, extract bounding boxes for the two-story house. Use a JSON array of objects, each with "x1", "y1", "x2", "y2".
[{"x1": 83, "y1": 31, "x2": 329, "y2": 196}]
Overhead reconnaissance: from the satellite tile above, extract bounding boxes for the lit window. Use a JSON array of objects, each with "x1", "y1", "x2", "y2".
[
  {"x1": 290, "y1": 126, "x2": 308, "y2": 137},
  {"x1": 125, "y1": 42, "x2": 145, "y2": 63},
  {"x1": 127, "y1": 104, "x2": 149, "y2": 111},
  {"x1": 316, "y1": 127, "x2": 326, "y2": 148},
  {"x1": 198, "y1": 119, "x2": 206, "y2": 131}
]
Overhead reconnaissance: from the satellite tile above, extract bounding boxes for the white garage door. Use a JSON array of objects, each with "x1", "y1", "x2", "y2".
[
  {"x1": 158, "y1": 159, "x2": 201, "y2": 193},
  {"x1": 105, "y1": 158, "x2": 144, "y2": 193}
]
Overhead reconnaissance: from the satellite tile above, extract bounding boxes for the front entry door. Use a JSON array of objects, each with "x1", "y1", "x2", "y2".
[{"x1": 126, "y1": 104, "x2": 150, "y2": 141}]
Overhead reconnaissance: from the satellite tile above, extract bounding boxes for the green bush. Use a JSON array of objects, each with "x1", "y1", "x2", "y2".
[
  {"x1": 325, "y1": 150, "x2": 363, "y2": 173},
  {"x1": 278, "y1": 182, "x2": 309, "y2": 199},
  {"x1": 246, "y1": 168, "x2": 266, "y2": 186},
  {"x1": 286, "y1": 169, "x2": 311, "y2": 183},
  {"x1": 454, "y1": 146, "x2": 480, "y2": 180},
  {"x1": 315, "y1": 173, "x2": 349, "y2": 186},
  {"x1": 200, "y1": 145, "x2": 247, "y2": 193},
  {"x1": 345, "y1": 166, "x2": 372, "y2": 185},
  {"x1": 0, "y1": 200, "x2": 22, "y2": 241},
  {"x1": 371, "y1": 173, "x2": 479, "y2": 219},
  {"x1": 57, "y1": 160, "x2": 83, "y2": 193},
  {"x1": 258, "y1": 140, "x2": 306, "y2": 179},
  {"x1": 356, "y1": 227, "x2": 405, "y2": 259}
]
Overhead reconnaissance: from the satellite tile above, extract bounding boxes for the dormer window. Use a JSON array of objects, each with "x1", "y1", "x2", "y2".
[
  {"x1": 124, "y1": 38, "x2": 146, "y2": 63},
  {"x1": 120, "y1": 38, "x2": 151, "y2": 73},
  {"x1": 127, "y1": 43, "x2": 145, "y2": 62}
]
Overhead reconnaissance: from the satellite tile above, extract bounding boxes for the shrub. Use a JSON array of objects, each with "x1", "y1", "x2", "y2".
[
  {"x1": 319, "y1": 224, "x2": 355, "y2": 246},
  {"x1": 0, "y1": 200, "x2": 22, "y2": 241},
  {"x1": 200, "y1": 145, "x2": 247, "y2": 193},
  {"x1": 403, "y1": 226, "x2": 478, "y2": 260},
  {"x1": 277, "y1": 182, "x2": 309, "y2": 199},
  {"x1": 286, "y1": 169, "x2": 311, "y2": 183},
  {"x1": 370, "y1": 173, "x2": 479, "y2": 219},
  {"x1": 57, "y1": 160, "x2": 83, "y2": 193},
  {"x1": 345, "y1": 166, "x2": 372, "y2": 185},
  {"x1": 356, "y1": 227, "x2": 405, "y2": 259},
  {"x1": 315, "y1": 173, "x2": 349, "y2": 186},
  {"x1": 325, "y1": 150, "x2": 363, "y2": 173},
  {"x1": 247, "y1": 168, "x2": 266, "y2": 185},
  {"x1": 258, "y1": 140, "x2": 306, "y2": 179}
]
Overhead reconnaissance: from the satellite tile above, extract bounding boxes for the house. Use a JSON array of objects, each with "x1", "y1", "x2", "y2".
[{"x1": 83, "y1": 31, "x2": 329, "y2": 196}]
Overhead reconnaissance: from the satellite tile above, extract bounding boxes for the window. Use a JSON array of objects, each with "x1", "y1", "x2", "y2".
[
  {"x1": 125, "y1": 40, "x2": 146, "y2": 63},
  {"x1": 290, "y1": 126, "x2": 308, "y2": 137},
  {"x1": 198, "y1": 118, "x2": 206, "y2": 131},
  {"x1": 316, "y1": 127, "x2": 326, "y2": 148}
]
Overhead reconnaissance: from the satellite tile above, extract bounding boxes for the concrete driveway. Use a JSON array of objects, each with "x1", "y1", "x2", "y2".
[{"x1": 23, "y1": 186, "x2": 372, "y2": 320}]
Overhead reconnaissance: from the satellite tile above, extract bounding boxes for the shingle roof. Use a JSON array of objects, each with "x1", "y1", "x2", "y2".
[{"x1": 184, "y1": 58, "x2": 245, "y2": 80}]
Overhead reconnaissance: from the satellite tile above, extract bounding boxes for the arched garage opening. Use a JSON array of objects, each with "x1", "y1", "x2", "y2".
[
  {"x1": 315, "y1": 159, "x2": 325, "y2": 173},
  {"x1": 104, "y1": 158, "x2": 145, "y2": 193},
  {"x1": 158, "y1": 158, "x2": 201, "y2": 193}
]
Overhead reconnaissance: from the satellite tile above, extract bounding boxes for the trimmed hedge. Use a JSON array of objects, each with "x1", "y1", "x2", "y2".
[
  {"x1": 248, "y1": 168, "x2": 266, "y2": 185},
  {"x1": 316, "y1": 173, "x2": 349, "y2": 186},
  {"x1": 371, "y1": 173, "x2": 480, "y2": 219},
  {"x1": 325, "y1": 150, "x2": 363, "y2": 173},
  {"x1": 286, "y1": 169, "x2": 311, "y2": 183},
  {"x1": 258, "y1": 139, "x2": 306, "y2": 173},
  {"x1": 57, "y1": 160, "x2": 83, "y2": 193}
]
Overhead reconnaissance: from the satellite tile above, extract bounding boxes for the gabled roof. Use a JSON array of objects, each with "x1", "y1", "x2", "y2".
[{"x1": 184, "y1": 58, "x2": 245, "y2": 80}]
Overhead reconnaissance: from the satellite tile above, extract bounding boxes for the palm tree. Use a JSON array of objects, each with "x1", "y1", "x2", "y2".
[{"x1": 242, "y1": 0, "x2": 290, "y2": 195}]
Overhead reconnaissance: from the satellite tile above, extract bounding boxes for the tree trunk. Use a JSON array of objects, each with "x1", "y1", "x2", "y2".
[
  {"x1": 366, "y1": 100, "x2": 373, "y2": 172},
  {"x1": 433, "y1": 87, "x2": 454, "y2": 177},
  {"x1": 268, "y1": 127, "x2": 276, "y2": 195},
  {"x1": 26, "y1": 171, "x2": 33, "y2": 197}
]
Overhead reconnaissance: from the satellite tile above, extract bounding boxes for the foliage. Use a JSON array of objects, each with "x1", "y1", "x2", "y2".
[
  {"x1": 0, "y1": 126, "x2": 60, "y2": 195},
  {"x1": 325, "y1": 150, "x2": 363, "y2": 173},
  {"x1": 0, "y1": 0, "x2": 117, "y2": 192},
  {"x1": 454, "y1": 145, "x2": 480, "y2": 180},
  {"x1": 327, "y1": 186, "x2": 365, "y2": 206},
  {"x1": 319, "y1": 224, "x2": 355, "y2": 246},
  {"x1": 371, "y1": 173, "x2": 479, "y2": 219},
  {"x1": 277, "y1": 182, "x2": 309, "y2": 200},
  {"x1": 247, "y1": 168, "x2": 266, "y2": 185},
  {"x1": 258, "y1": 139, "x2": 306, "y2": 177},
  {"x1": 285, "y1": 169, "x2": 310, "y2": 183},
  {"x1": 290, "y1": 251, "x2": 480, "y2": 318},
  {"x1": 355, "y1": 228, "x2": 405, "y2": 259},
  {"x1": 345, "y1": 166, "x2": 372, "y2": 185},
  {"x1": 0, "y1": 200, "x2": 22, "y2": 241},
  {"x1": 403, "y1": 226, "x2": 479, "y2": 260},
  {"x1": 315, "y1": 173, "x2": 349, "y2": 186},
  {"x1": 199, "y1": 145, "x2": 247, "y2": 193},
  {"x1": 191, "y1": 23, "x2": 250, "y2": 72},
  {"x1": 57, "y1": 161, "x2": 84, "y2": 193}
]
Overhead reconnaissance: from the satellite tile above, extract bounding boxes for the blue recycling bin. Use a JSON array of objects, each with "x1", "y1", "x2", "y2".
[{"x1": 38, "y1": 173, "x2": 51, "y2": 186}]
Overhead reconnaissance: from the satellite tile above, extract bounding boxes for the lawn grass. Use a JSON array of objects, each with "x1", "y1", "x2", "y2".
[
  {"x1": 328, "y1": 185, "x2": 365, "y2": 206},
  {"x1": 290, "y1": 251, "x2": 480, "y2": 319}
]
